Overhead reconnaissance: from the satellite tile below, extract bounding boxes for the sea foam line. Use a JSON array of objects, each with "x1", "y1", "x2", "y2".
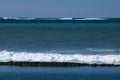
[
  {"x1": 0, "y1": 17, "x2": 106, "y2": 20},
  {"x1": 0, "y1": 50, "x2": 120, "y2": 65},
  {"x1": 75, "y1": 17, "x2": 105, "y2": 20}
]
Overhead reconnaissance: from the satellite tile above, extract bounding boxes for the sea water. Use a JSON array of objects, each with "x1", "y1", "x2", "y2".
[
  {"x1": 0, "y1": 17, "x2": 120, "y2": 80},
  {"x1": 0, "y1": 66, "x2": 120, "y2": 80}
]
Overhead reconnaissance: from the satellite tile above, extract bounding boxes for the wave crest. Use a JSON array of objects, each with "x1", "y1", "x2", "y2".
[
  {"x1": 0, "y1": 50, "x2": 120, "y2": 65},
  {"x1": 75, "y1": 17, "x2": 106, "y2": 20},
  {"x1": 0, "y1": 17, "x2": 106, "y2": 20}
]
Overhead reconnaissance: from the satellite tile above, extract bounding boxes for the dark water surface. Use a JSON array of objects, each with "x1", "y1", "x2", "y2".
[{"x1": 0, "y1": 66, "x2": 120, "y2": 80}]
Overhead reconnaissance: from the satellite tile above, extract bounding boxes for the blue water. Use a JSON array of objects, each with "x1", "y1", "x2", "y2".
[
  {"x1": 0, "y1": 66, "x2": 120, "y2": 80},
  {"x1": 0, "y1": 18, "x2": 120, "y2": 80},
  {"x1": 0, "y1": 22, "x2": 120, "y2": 53}
]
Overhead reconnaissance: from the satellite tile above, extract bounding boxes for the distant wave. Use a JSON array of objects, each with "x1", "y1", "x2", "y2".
[
  {"x1": 58, "y1": 17, "x2": 106, "y2": 20},
  {"x1": 74, "y1": 17, "x2": 106, "y2": 20},
  {"x1": 1, "y1": 17, "x2": 36, "y2": 20},
  {"x1": 0, "y1": 50, "x2": 120, "y2": 65},
  {"x1": 59, "y1": 18, "x2": 73, "y2": 20},
  {"x1": 0, "y1": 17, "x2": 106, "y2": 20}
]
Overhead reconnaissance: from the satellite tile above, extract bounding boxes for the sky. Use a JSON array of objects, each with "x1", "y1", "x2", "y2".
[{"x1": 0, "y1": 0, "x2": 120, "y2": 17}]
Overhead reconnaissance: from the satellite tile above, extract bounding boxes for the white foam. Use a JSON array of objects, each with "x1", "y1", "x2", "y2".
[
  {"x1": 0, "y1": 50, "x2": 120, "y2": 65},
  {"x1": 2, "y1": 17, "x2": 35, "y2": 20},
  {"x1": 59, "y1": 18, "x2": 73, "y2": 20},
  {"x1": 75, "y1": 17, "x2": 105, "y2": 20},
  {"x1": 1, "y1": 17, "x2": 106, "y2": 21},
  {"x1": 86, "y1": 48, "x2": 118, "y2": 53}
]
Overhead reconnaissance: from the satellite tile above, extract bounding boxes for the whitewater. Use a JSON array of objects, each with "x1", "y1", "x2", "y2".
[{"x1": 0, "y1": 50, "x2": 120, "y2": 65}]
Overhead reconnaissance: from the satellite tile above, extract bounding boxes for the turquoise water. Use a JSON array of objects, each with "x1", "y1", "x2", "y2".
[
  {"x1": 0, "y1": 66, "x2": 120, "y2": 80},
  {"x1": 0, "y1": 23, "x2": 120, "y2": 52}
]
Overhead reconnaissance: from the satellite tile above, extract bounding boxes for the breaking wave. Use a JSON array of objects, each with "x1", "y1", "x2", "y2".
[
  {"x1": 0, "y1": 17, "x2": 107, "y2": 21},
  {"x1": 0, "y1": 50, "x2": 120, "y2": 65},
  {"x1": 74, "y1": 17, "x2": 106, "y2": 20}
]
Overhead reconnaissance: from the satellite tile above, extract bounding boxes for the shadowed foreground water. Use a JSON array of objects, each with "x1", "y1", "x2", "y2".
[{"x1": 0, "y1": 66, "x2": 120, "y2": 80}]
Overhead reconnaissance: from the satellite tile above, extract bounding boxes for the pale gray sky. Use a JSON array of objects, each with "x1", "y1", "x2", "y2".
[{"x1": 0, "y1": 0, "x2": 120, "y2": 17}]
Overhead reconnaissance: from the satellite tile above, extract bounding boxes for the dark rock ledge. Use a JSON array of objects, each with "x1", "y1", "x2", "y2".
[{"x1": 0, "y1": 61, "x2": 119, "y2": 67}]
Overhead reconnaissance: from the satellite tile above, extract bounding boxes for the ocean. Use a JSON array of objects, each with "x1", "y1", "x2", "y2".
[
  {"x1": 0, "y1": 66, "x2": 120, "y2": 80},
  {"x1": 0, "y1": 17, "x2": 120, "y2": 80}
]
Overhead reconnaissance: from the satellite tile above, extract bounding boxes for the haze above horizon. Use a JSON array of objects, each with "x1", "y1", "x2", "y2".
[{"x1": 0, "y1": 0, "x2": 120, "y2": 18}]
